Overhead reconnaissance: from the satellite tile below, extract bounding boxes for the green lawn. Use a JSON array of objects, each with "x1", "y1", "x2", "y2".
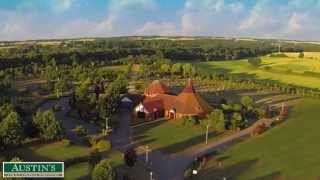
[
  {"x1": 195, "y1": 99, "x2": 320, "y2": 180},
  {"x1": 65, "y1": 162, "x2": 91, "y2": 179},
  {"x1": 31, "y1": 141, "x2": 92, "y2": 161},
  {"x1": 133, "y1": 120, "x2": 214, "y2": 154},
  {"x1": 0, "y1": 140, "x2": 92, "y2": 162},
  {"x1": 195, "y1": 52, "x2": 320, "y2": 89},
  {"x1": 64, "y1": 151, "x2": 124, "y2": 180}
]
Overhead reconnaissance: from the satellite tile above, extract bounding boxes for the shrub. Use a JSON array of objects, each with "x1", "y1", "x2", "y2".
[
  {"x1": 254, "y1": 108, "x2": 266, "y2": 119},
  {"x1": 89, "y1": 136, "x2": 98, "y2": 146},
  {"x1": 96, "y1": 140, "x2": 111, "y2": 152},
  {"x1": 263, "y1": 66, "x2": 271, "y2": 71},
  {"x1": 183, "y1": 116, "x2": 198, "y2": 126},
  {"x1": 124, "y1": 148, "x2": 137, "y2": 167},
  {"x1": 92, "y1": 159, "x2": 116, "y2": 180},
  {"x1": 89, "y1": 150, "x2": 102, "y2": 167},
  {"x1": 74, "y1": 125, "x2": 87, "y2": 137},
  {"x1": 52, "y1": 104, "x2": 62, "y2": 112},
  {"x1": 62, "y1": 139, "x2": 71, "y2": 146},
  {"x1": 248, "y1": 58, "x2": 262, "y2": 67}
]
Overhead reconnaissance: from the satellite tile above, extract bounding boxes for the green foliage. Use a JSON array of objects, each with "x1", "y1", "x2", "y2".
[
  {"x1": 176, "y1": 116, "x2": 198, "y2": 126},
  {"x1": 240, "y1": 96, "x2": 254, "y2": 109},
  {"x1": 254, "y1": 108, "x2": 266, "y2": 119},
  {"x1": 204, "y1": 109, "x2": 225, "y2": 132},
  {"x1": 92, "y1": 159, "x2": 116, "y2": 180},
  {"x1": 32, "y1": 110, "x2": 63, "y2": 140},
  {"x1": 0, "y1": 112, "x2": 23, "y2": 147},
  {"x1": 299, "y1": 52, "x2": 304, "y2": 58},
  {"x1": 75, "y1": 78, "x2": 91, "y2": 100},
  {"x1": 61, "y1": 139, "x2": 71, "y2": 146},
  {"x1": 74, "y1": 125, "x2": 87, "y2": 137},
  {"x1": 10, "y1": 157, "x2": 23, "y2": 162},
  {"x1": 231, "y1": 112, "x2": 242, "y2": 130},
  {"x1": 95, "y1": 140, "x2": 111, "y2": 152},
  {"x1": 248, "y1": 58, "x2": 262, "y2": 67},
  {"x1": 171, "y1": 63, "x2": 183, "y2": 75}
]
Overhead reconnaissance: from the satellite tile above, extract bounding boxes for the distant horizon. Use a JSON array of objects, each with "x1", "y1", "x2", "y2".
[
  {"x1": 1, "y1": 35, "x2": 320, "y2": 43},
  {"x1": 1, "y1": 0, "x2": 320, "y2": 41}
]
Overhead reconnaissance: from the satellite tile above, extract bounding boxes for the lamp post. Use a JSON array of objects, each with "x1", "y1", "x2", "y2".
[
  {"x1": 150, "y1": 171, "x2": 153, "y2": 180},
  {"x1": 105, "y1": 117, "x2": 109, "y2": 135},
  {"x1": 145, "y1": 145, "x2": 149, "y2": 163},
  {"x1": 205, "y1": 124, "x2": 209, "y2": 145}
]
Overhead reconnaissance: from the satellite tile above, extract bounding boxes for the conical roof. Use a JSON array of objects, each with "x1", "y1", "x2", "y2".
[
  {"x1": 144, "y1": 80, "x2": 170, "y2": 96},
  {"x1": 176, "y1": 79, "x2": 212, "y2": 117}
]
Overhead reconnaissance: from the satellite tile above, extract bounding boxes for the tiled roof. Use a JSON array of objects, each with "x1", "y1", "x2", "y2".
[{"x1": 144, "y1": 80, "x2": 170, "y2": 96}]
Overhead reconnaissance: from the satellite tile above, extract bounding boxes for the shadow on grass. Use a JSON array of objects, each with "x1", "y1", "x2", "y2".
[
  {"x1": 196, "y1": 159, "x2": 260, "y2": 179},
  {"x1": 251, "y1": 171, "x2": 282, "y2": 180},
  {"x1": 158, "y1": 131, "x2": 219, "y2": 154}
]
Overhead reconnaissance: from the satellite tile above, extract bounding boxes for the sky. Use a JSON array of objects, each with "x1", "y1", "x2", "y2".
[{"x1": 1, "y1": 0, "x2": 320, "y2": 41}]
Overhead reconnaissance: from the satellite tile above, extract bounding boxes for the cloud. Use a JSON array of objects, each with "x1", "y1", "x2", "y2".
[
  {"x1": 50, "y1": 0, "x2": 76, "y2": 13},
  {"x1": 109, "y1": 0, "x2": 156, "y2": 11},
  {"x1": 181, "y1": 0, "x2": 245, "y2": 36},
  {"x1": 135, "y1": 21, "x2": 177, "y2": 35}
]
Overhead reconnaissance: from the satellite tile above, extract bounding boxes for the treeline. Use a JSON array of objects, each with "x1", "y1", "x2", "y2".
[{"x1": 0, "y1": 37, "x2": 313, "y2": 69}]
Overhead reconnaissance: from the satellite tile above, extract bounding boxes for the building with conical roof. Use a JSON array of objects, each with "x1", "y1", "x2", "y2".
[
  {"x1": 144, "y1": 80, "x2": 171, "y2": 97},
  {"x1": 135, "y1": 79, "x2": 212, "y2": 120}
]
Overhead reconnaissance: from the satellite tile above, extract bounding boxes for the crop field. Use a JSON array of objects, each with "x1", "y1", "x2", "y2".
[
  {"x1": 194, "y1": 99, "x2": 320, "y2": 180},
  {"x1": 195, "y1": 52, "x2": 320, "y2": 89}
]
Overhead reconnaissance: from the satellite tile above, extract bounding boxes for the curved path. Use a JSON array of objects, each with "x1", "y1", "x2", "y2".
[{"x1": 40, "y1": 96, "x2": 276, "y2": 180}]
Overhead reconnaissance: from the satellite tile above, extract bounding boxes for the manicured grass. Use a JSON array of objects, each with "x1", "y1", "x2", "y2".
[
  {"x1": 0, "y1": 141, "x2": 92, "y2": 162},
  {"x1": 195, "y1": 52, "x2": 320, "y2": 89},
  {"x1": 65, "y1": 162, "x2": 91, "y2": 179},
  {"x1": 32, "y1": 141, "x2": 92, "y2": 161},
  {"x1": 195, "y1": 99, "x2": 320, "y2": 179},
  {"x1": 64, "y1": 151, "x2": 124, "y2": 180},
  {"x1": 133, "y1": 120, "x2": 211, "y2": 153}
]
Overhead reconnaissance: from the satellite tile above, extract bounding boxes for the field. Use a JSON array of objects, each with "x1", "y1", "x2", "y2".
[
  {"x1": 0, "y1": 140, "x2": 92, "y2": 161},
  {"x1": 196, "y1": 52, "x2": 320, "y2": 89},
  {"x1": 133, "y1": 121, "x2": 207, "y2": 153},
  {"x1": 194, "y1": 99, "x2": 320, "y2": 180}
]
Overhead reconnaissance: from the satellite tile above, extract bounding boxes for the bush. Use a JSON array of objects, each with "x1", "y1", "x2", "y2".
[
  {"x1": 74, "y1": 125, "x2": 87, "y2": 137},
  {"x1": 248, "y1": 58, "x2": 262, "y2": 67},
  {"x1": 95, "y1": 140, "x2": 111, "y2": 152},
  {"x1": 62, "y1": 139, "x2": 71, "y2": 146},
  {"x1": 92, "y1": 159, "x2": 116, "y2": 180},
  {"x1": 124, "y1": 148, "x2": 137, "y2": 167},
  {"x1": 175, "y1": 116, "x2": 198, "y2": 126},
  {"x1": 52, "y1": 104, "x2": 62, "y2": 112},
  {"x1": 254, "y1": 108, "x2": 266, "y2": 119},
  {"x1": 263, "y1": 66, "x2": 271, "y2": 71},
  {"x1": 183, "y1": 116, "x2": 198, "y2": 126}
]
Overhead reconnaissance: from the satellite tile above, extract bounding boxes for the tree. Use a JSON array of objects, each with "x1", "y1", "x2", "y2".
[
  {"x1": 75, "y1": 78, "x2": 91, "y2": 100},
  {"x1": 299, "y1": 52, "x2": 304, "y2": 58},
  {"x1": 205, "y1": 109, "x2": 225, "y2": 132},
  {"x1": 160, "y1": 64, "x2": 171, "y2": 74},
  {"x1": 231, "y1": 112, "x2": 242, "y2": 130},
  {"x1": 171, "y1": 63, "x2": 182, "y2": 75},
  {"x1": 124, "y1": 148, "x2": 137, "y2": 167},
  {"x1": 240, "y1": 96, "x2": 254, "y2": 110},
  {"x1": 32, "y1": 110, "x2": 63, "y2": 140},
  {"x1": 182, "y1": 63, "x2": 193, "y2": 77},
  {"x1": 92, "y1": 159, "x2": 116, "y2": 180},
  {"x1": 248, "y1": 58, "x2": 262, "y2": 67},
  {"x1": 0, "y1": 112, "x2": 23, "y2": 147}
]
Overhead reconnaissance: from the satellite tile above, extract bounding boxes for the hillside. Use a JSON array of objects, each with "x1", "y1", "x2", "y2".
[
  {"x1": 195, "y1": 52, "x2": 320, "y2": 89},
  {"x1": 195, "y1": 99, "x2": 320, "y2": 179}
]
